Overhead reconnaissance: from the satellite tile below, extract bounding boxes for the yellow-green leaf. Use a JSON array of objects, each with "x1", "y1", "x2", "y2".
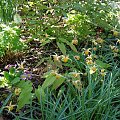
[
  {"x1": 57, "y1": 42, "x2": 66, "y2": 55},
  {"x1": 52, "y1": 77, "x2": 65, "y2": 90},
  {"x1": 42, "y1": 75, "x2": 56, "y2": 89},
  {"x1": 96, "y1": 60, "x2": 110, "y2": 69},
  {"x1": 35, "y1": 85, "x2": 45, "y2": 102}
]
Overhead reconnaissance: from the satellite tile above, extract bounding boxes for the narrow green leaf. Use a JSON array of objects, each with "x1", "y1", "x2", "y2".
[
  {"x1": 68, "y1": 42, "x2": 78, "y2": 53},
  {"x1": 96, "y1": 60, "x2": 110, "y2": 69},
  {"x1": 35, "y1": 85, "x2": 45, "y2": 102},
  {"x1": 52, "y1": 77, "x2": 65, "y2": 90},
  {"x1": 9, "y1": 67, "x2": 15, "y2": 74},
  {"x1": 0, "y1": 93, "x2": 12, "y2": 114},
  {"x1": 57, "y1": 42, "x2": 66, "y2": 55},
  {"x1": 4, "y1": 71, "x2": 9, "y2": 80},
  {"x1": 59, "y1": 38, "x2": 77, "y2": 52},
  {"x1": 11, "y1": 77, "x2": 20, "y2": 85},
  {"x1": 42, "y1": 75, "x2": 56, "y2": 89}
]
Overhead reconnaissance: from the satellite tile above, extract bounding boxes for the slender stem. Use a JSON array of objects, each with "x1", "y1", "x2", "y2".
[{"x1": 88, "y1": 72, "x2": 92, "y2": 99}]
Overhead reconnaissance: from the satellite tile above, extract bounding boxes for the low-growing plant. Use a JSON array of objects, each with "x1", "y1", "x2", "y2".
[
  {"x1": 0, "y1": 0, "x2": 120, "y2": 119},
  {"x1": 0, "y1": 66, "x2": 33, "y2": 111},
  {"x1": 2, "y1": 66, "x2": 119, "y2": 120},
  {"x1": 0, "y1": 23, "x2": 25, "y2": 57}
]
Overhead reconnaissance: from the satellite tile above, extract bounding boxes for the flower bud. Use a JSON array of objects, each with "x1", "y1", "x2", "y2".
[{"x1": 72, "y1": 39, "x2": 78, "y2": 45}]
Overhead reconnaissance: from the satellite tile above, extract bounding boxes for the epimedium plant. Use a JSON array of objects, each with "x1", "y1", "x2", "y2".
[
  {"x1": 0, "y1": 23, "x2": 25, "y2": 57},
  {"x1": 39, "y1": 24, "x2": 120, "y2": 99},
  {"x1": 33, "y1": 36, "x2": 120, "y2": 119},
  {"x1": 18, "y1": 0, "x2": 120, "y2": 62},
  {"x1": 0, "y1": 0, "x2": 120, "y2": 119},
  {"x1": 36, "y1": 23, "x2": 119, "y2": 118},
  {"x1": 0, "y1": 65, "x2": 34, "y2": 111},
  {"x1": 35, "y1": 67, "x2": 120, "y2": 120},
  {"x1": 19, "y1": 0, "x2": 120, "y2": 42}
]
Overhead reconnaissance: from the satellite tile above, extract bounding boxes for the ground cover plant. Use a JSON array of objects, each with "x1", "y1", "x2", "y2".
[{"x1": 0, "y1": 0, "x2": 120, "y2": 120}]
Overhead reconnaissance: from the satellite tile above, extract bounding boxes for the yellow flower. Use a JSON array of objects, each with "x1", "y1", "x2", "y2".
[
  {"x1": 86, "y1": 60, "x2": 93, "y2": 65},
  {"x1": 101, "y1": 69, "x2": 105, "y2": 73},
  {"x1": 72, "y1": 80, "x2": 82, "y2": 90},
  {"x1": 51, "y1": 70, "x2": 62, "y2": 79},
  {"x1": 53, "y1": 54, "x2": 61, "y2": 62},
  {"x1": 55, "y1": 73, "x2": 62, "y2": 79},
  {"x1": 86, "y1": 55, "x2": 92, "y2": 60},
  {"x1": 6, "y1": 102, "x2": 15, "y2": 111},
  {"x1": 51, "y1": 70, "x2": 58, "y2": 75},
  {"x1": 109, "y1": 45, "x2": 115, "y2": 50},
  {"x1": 96, "y1": 38, "x2": 104, "y2": 44},
  {"x1": 15, "y1": 88, "x2": 21, "y2": 96},
  {"x1": 62, "y1": 55, "x2": 69, "y2": 63},
  {"x1": 72, "y1": 39, "x2": 78, "y2": 45},
  {"x1": 74, "y1": 55, "x2": 80, "y2": 60},
  {"x1": 93, "y1": 47, "x2": 97, "y2": 51},
  {"x1": 92, "y1": 40, "x2": 98, "y2": 45},
  {"x1": 86, "y1": 55, "x2": 93, "y2": 65},
  {"x1": 113, "y1": 48, "x2": 119, "y2": 53},
  {"x1": 117, "y1": 39, "x2": 120, "y2": 44},
  {"x1": 84, "y1": 48, "x2": 91, "y2": 56},
  {"x1": 113, "y1": 31, "x2": 119, "y2": 36},
  {"x1": 71, "y1": 72, "x2": 80, "y2": 78},
  {"x1": 90, "y1": 66, "x2": 97, "y2": 74},
  {"x1": 100, "y1": 69, "x2": 106, "y2": 77},
  {"x1": 100, "y1": 72, "x2": 106, "y2": 77},
  {"x1": 17, "y1": 61, "x2": 25, "y2": 70}
]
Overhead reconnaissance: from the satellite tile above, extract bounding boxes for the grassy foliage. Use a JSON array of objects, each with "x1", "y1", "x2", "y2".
[{"x1": 0, "y1": 0, "x2": 120, "y2": 120}]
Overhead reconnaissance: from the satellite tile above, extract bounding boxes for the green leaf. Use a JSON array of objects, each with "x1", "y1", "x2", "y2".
[
  {"x1": 42, "y1": 75, "x2": 56, "y2": 89},
  {"x1": 35, "y1": 85, "x2": 45, "y2": 102},
  {"x1": 17, "y1": 93, "x2": 32, "y2": 110},
  {"x1": 65, "y1": 40, "x2": 77, "y2": 53},
  {"x1": 11, "y1": 77, "x2": 20, "y2": 85},
  {"x1": 4, "y1": 71, "x2": 10, "y2": 80},
  {"x1": 52, "y1": 77, "x2": 65, "y2": 90},
  {"x1": 59, "y1": 38, "x2": 77, "y2": 53},
  {"x1": 68, "y1": 43, "x2": 78, "y2": 53},
  {"x1": 9, "y1": 67, "x2": 15, "y2": 74},
  {"x1": 38, "y1": 4, "x2": 48, "y2": 10},
  {"x1": 17, "y1": 81, "x2": 33, "y2": 110},
  {"x1": 59, "y1": 38, "x2": 66, "y2": 43},
  {"x1": 96, "y1": 60, "x2": 110, "y2": 69},
  {"x1": 57, "y1": 42, "x2": 66, "y2": 55},
  {"x1": 14, "y1": 14, "x2": 22, "y2": 24},
  {"x1": 40, "y1": 39, "x2": 51, "y2": 46}
]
